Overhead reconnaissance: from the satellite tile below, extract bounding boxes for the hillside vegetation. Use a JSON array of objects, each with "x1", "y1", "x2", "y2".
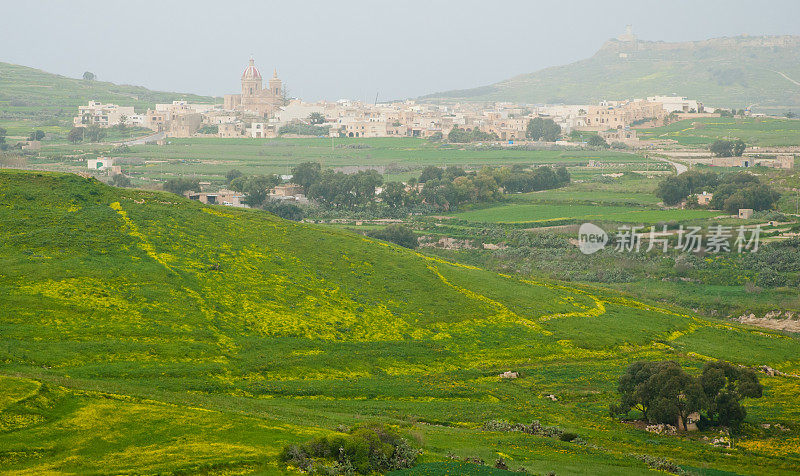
[
  {"x1": 1, "y1": 171, "x2": 800, "y2": 474},
  {"x1": 425, "y1": 35, "x2": 800, "y2": 111},
  {"x1": 0, "y1": 62, "x2": 214, "y2": 134}
]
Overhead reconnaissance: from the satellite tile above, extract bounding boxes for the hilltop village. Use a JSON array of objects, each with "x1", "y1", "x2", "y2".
[{"x1": 73, "y1": 55, "x2": 713, "y2": 146}]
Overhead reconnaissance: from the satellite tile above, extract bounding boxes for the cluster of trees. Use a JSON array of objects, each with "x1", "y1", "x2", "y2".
[
  {"x1": 413, "y1": 164, "x2": 569, "y2": 211},
  {"x1": 656, "y1": 170, "x2": 719, "y2": 206},
  {"x1": 526, "y1": 117, "x2": 561, "y2": 141},
  {"x1": 447, "y1": 127, "x2": 499, "y2": 143},
  {"x1": 230, "y1": 174, "x2": 280, "y2": 207},
  {"x1": 657, "y1": 170, "x2": 779, "y2": 213},
  {"x1": 587, "y1": 134, "x2": 610, "y2": 148},
  {"x1": 279, "y1": 123, "x2": 329, "y2": 136},
  {"x1": 366, "y1": 224, "x2": 418, "y2": 249},
  {"x1": 163, "y1": 177, "x2": 200, "y2": 195},
  {"x1": 309, "y1": 169, "x2": 384, "y2": 208},
  {"x1": 308, "y1": 112, "x2": 326, "y2": 125},
  {"x1": 226, "y1": 169, "x2": 305, "y2": 220},
  {"x1": 719, "y1": 109, "x2": 747, "y2": 117},
  {"x1": 279, "y1": 423, "x2": 420, "y2": 475},
  {"x1": 290, "y1": 162, "x2": 570, "y2": 212},
  {"x1": 710, "y1": 139, "x2": 746, "y2": 157},
  {"x1": 710, "y1": 173, "x2": 781, "y2": 214},
  {"x1": 68, "y1": 126, "x2": 106, "y2": 143},
  {"x1": 291, "y1": 161, "x2": 383, "y2": 208},
  {"x1": 28, "y1": 130, "x2": 45, "y2": 141},
  {"x1": 611, "y1": 360, "x2": 763, "y2": 431},
  {"x1": 0, "y1": 127, "x2": 7, "y2": 151},
  {"x1": 110, "y1": 174, "x2": 131, "y2": 188},
  {"x1": 197, "y1": 125, "x2": 219, "y2": 135}
]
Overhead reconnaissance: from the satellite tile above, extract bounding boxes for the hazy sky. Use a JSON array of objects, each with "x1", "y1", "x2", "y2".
[{"x1": 2, "y1": 0, "x2": 800, "y2": 101}]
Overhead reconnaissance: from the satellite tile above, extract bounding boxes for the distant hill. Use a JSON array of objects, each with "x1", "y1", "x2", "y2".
[
  {"x1": 2, "y1": 170, "x2": 800, "y2": 473},
  {"x1": 424, "y1": 35, "x2": 800, "y2": 111},
  {"x1": 0, "y1": 61, "x2": 215, "y2": 125}
]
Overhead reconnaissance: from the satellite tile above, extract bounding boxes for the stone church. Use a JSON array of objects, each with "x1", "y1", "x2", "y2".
[{"x1": 223, "y1": 57, "x2": 284, "y2": 116}]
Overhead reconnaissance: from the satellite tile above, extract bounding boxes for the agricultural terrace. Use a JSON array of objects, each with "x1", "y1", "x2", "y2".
[
  {"x1": 1, "y1": 171, "x2": 800, "y2": 474},
  {"x1": 637, "y1": 117, "x2": 800, "y2": 147},
  {"x1": 450, "y1": 175, "x2": 719, "y2": 225},
  {"x1": 32, "y1": 137, "x2": 658, "y2": 185}
]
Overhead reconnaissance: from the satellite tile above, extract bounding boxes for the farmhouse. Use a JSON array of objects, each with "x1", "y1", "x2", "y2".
[{"x1": 697, "y1": 191, "x2": 713, "y2": 206}]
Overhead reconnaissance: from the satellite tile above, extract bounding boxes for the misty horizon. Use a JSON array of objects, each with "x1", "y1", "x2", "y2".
[{"x1": 2, "y1": 0, "x2": 800, "y2": 102}]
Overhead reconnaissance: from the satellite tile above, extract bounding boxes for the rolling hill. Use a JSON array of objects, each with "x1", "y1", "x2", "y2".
[
  {"x1": 1, "y1": 171, "x2": 800, "y2": 474},
  {"x1": 0, "y1": 61, "x2": 214, "y2": 133},
  {"x1": 424, "y1": 35, "x2": 800, "y2": 111}
]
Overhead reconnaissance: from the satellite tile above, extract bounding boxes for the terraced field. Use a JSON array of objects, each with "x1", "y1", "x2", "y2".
[
  {"x1": 1, "y1": 171, "x2": 799, "y2": 474},
  {"x1": 637, "y1": 117, "x2": 800, "y2": 147},
  {"x1": 32, "y1": 137, "x2": 656, "y2": 184}
]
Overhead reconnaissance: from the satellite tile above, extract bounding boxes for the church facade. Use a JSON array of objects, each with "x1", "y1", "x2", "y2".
[{"x1": 223, "y1": 57, "x2": 284, "y2": 117}]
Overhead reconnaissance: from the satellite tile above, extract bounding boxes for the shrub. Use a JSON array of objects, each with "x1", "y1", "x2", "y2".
[
  {"x1": 367, "y1": 224, "x2": 418, "y2": 248},
  {"x1": 559, "y1": 432, "x2": 579, "y2": 442},
  {"x1": 279, "y1": 423, "x2": 420, "y2": 475}
]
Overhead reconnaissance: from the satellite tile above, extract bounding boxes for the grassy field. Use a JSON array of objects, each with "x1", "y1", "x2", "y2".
[
  {"x1": 637, "y1": 117, "x2": 800, "y2": 147},
  {"x1": 451, "y1": 203, "x2": 720, "y2": 224},
  {"x1": 1, "y1": 170, "x2": 800, "y2": 474},
  {"x1": 31, "y1": 137, "x2": 657, "y2": 185},
  {"x1": 451, "y1": 176, "x2": 718, "y2": 225}
]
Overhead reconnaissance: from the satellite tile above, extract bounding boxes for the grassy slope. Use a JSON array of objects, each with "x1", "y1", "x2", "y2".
[
  {"x1": 0, "y1": 61, "x2": 215, "y2": 134},
  {"x1": 1, "y1": 171, "x2": 800, "y2": 474},
  {"x1": 637, "y1": 117, "x2": 800, "y2": 147},
  {"x1": 425, "y1": 37, "x2": 800, "y2": 110}
]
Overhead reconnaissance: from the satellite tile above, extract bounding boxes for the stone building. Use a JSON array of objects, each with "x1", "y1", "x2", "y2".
[{"x1": 223, "y1": 57, "x2": 285, "y2": 117}]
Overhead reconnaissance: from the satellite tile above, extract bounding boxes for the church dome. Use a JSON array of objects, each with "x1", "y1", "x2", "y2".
[{"x1": 241, "y1": 57, "x2": 262, "y2": 80}]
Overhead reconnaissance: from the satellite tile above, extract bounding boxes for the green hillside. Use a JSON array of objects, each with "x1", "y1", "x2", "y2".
[
  {"x1": 0, "y1": 62, "x2": 215, "y2": 134},
  {"x1": 1, "y1": 171, "x2": 800, "y2": 474},
  {"x1": 425, "y1": 35, "x2": 800, "y2": 111}
]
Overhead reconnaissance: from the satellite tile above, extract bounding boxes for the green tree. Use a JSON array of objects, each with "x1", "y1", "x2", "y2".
[
  {"x1": 710, "y1": 139, "x2": 733, "y2": 157},
  {"x1": 262, "y1": 201, "x2": 305, "y2": 221},
  {"x1": 307, "y1": 112, "x2": 325, "y2": 125},
  {"x1": 290, "y1": 162, "x2": 322, "y2": 193},
  {"x1": 527, "y1": 117, "x2": 561, "y2": 141},
  {"x1": 379, "y1": 181, "x2": 406, "y2": 208},
  {"x1": 0, "y1": 127, "x2": 6, "y2": 150},
  {"x1": 232, "y1": 174, "x2": 280, "y2": 207},
  {"x1": 84, "y1": 125, "x2": 106, "y2": 143},
  {"x1": 28, "y1": 130, "x2": 45, "y2": 141},
  {"x1": 82, "y1": 71, "x2": 96, "y2": 81},
  {"x1": 700, "y1": 361, "x2": 763, "y2": 430},
  {"x1": 611, "y1": 361, "x2": 705, "y2": 429},
  {"x1": 163, "y1": 178, "x2": 200, "y2": 195},
  {"x1": 110, "y1": 174, "x2": 132, "y2": 188},
  {"x1": 731, "y1": 139, "x2": 746, "y2": 157},
  {"x1": 418, "y1": 166, "x2": 443, "y2": 183},
  {"x1": 225, "y1": 169, "x2": 243, "y2": 184},
  {"x1": 367, "y1": 224, "x2": 418, "y2": 248},
  {"x1": 352, "y1": 170, "x2": 383, "y2": 204},
  {"x1": 587, "y1": 135, "x2": 609, "y2": 148},
  {"x1": 68, "y1": 127, "x2": 84, "y2": 144}
]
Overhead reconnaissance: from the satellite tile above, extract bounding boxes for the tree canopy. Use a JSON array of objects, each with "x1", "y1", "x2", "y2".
[
  {"x1": 710, "y1": 139, "x2": 746, "y2": 157},
  {"x1": 612, "y1": 360, "x2": 763, "y2": 431},
  {"x1": 526, "y1": 117, "x2": 561, "y2": 141}
]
